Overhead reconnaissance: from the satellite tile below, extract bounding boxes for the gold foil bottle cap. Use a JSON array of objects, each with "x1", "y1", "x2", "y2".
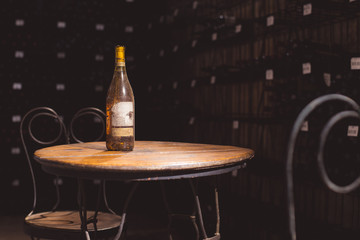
[{"x1": 115, "y1": 45, "x2": 125, "y2": 63}]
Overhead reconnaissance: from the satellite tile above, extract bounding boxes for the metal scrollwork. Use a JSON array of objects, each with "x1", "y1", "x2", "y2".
[
  {"x1": 286, "y1": 94, "x2": 360, "y2": 240},
  {"x1": 317, "y1": 110, "x2": 360, "y2": 194},
  {"x1": 20, "y1": 107, "x2": 67, "y2": 216},
  {"x1": 70, "y1": 107, "x2": 106, "y2": 143}
]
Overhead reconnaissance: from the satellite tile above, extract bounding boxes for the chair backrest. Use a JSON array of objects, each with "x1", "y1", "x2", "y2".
[
  {"x1": 20, "y1": 107, "x2": 68, "y2": 216},
  {"x1": 69, "y1": 107, "x2": 115, "y2": 214},
  {"x1": 286, "y1": 94, "x2": 360, "y2": 240},
  {"x1": 69, "y1": 107, "x2": 106, "y2": 143}
]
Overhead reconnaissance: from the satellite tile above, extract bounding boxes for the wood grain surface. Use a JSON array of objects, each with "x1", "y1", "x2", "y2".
[
  {"x1": 34, "y1": 141, "x2": 254, "y2": 173},
  {"x1": 25, "y1": 210, "x2": 121, "y2": 231}
]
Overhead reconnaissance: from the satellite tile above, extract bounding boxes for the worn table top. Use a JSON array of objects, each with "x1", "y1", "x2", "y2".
[{"x1": 34, "y1": 141, "x2": 254, "y2": 181}]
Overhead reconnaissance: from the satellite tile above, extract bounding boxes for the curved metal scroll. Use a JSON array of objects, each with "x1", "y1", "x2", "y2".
[
  {"x1": 70, "y1": 107, "x2": 115, "y2": 215},
  {"x1": 70, "y1": 107, "x2": 106, "y2": 143},
  {"x1": 318, "y1": 110, "x2": 360, "y2": 194},
  {"x1": 286, "y1": 94, "x2": 360, "y2": 240},
  {"x1": 20, "y1": 107, "x2": 67, "y2": 217}
]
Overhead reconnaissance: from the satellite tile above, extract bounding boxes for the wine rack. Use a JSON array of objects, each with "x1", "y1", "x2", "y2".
[
  {"x1": 0, "y1": 0, "x2": 166, "y2": 214},
  {"x1": 137, "y1": 0, "x2": 360, "y2": 239}
]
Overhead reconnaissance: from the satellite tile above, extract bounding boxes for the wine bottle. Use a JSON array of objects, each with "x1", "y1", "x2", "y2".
[{"x1": 106, "y1": 45, "x2": 135, "y2": 151}]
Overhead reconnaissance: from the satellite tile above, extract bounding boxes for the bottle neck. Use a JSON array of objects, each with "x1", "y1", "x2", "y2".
[
  {"x1": 115, "y1": 60, "x2": 125, "y2": 66},
  {"x1": 115, "y1": 61, "x2": 126, "y2": 71}
]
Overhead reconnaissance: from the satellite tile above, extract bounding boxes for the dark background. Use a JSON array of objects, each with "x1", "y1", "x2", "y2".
[{"x1": 3, "y1": 0, "x2": 360, "y2": 239}]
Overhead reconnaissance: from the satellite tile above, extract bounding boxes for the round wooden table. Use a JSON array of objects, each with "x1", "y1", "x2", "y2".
[
  {"x1": 34, "y1": 141, "x2": 254, "y2": 240},
  {"x1": 34, "y1": 141, "x2": 254, "y2": 181}
]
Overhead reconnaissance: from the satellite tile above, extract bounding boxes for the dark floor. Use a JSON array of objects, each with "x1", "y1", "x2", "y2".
[{"x1": 0, "y1": 215, "x2": 28, "y2": 240}]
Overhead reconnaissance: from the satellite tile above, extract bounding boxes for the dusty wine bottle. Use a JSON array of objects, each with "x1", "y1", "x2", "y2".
[{"x1": 106, "y1": 45, "x2": 135, "y2": 151}]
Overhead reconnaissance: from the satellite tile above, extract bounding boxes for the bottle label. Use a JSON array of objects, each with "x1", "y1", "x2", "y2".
[
  {"x1": 302, "y1": 62, "x2": 311, "y2": 74},
  {"x1": 301, "y1": 121, "x2": 309, "y2": 132},
  {"x1": 266, "y1": 69, "x2": 274, "y2": 80},
  {"x1": 211, "y1": 32, "x2": 217, "y2": 41},
  {"x1": 351, "y1": 57, "x2": 360, "y2": 70},
  {"x1": 303, "y1": 3, "x2": 312, "y2": 16},
  {"x1": 235, "y1": 24, "x2": 242, "y2": 33},
  {"x1": 347, "y1": 125, "x2": 359, "y2": 137},
  {"x1": 266, "y1": 15, "x2": 274, "y2": 27},
  {"x1": 323, "y1": 73, "x2": 331, "y2": 87},
  {"x1": 116, "y1": 61, "x2": 125, "y2": 66},
  {"x1": 111, "y1": 127, "x2": 134, "y2": 137},
  {"x1": 111, "y1": 102, "x2": 134, "y2": 128}
]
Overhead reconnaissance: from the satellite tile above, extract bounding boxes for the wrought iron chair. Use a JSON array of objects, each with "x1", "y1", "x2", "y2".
[
  {"x1": 286, "y1": 94, "x2": 360, "y2": 240},
  {"x1": 69, "y1": 107, "x2": 134, "y2": 240},
  {"x1": 21, "y1": 107, "x2": 121, "y2": 240},
  {"x1": 69, "y1": 107, "x2": 106, "y2": 144},
  {"x1": 70, "y1": 107, "x2": 124, "y2": 238}
]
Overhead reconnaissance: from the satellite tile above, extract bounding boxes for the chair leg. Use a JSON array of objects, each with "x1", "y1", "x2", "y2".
[{"x1": 113, "y1": 182, "x2": 139, "y2": 240}]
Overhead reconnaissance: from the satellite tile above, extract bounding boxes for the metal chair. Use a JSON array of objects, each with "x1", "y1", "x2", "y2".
[
  {"x1": 70, "y1": 107, "x2": 125, "y2": 239},
  {"x1": 69, "y1": 107, "x2": 134, "y2": 240},
  {"x1": 21, "y1": 107, "x2": 121, "y2": 240},
  {"x1": 69, "y1": 107, "x2": 106, "y2": 144},
  {"x1": 286, "y1": 94, "x2": 360, "y2": 240}
]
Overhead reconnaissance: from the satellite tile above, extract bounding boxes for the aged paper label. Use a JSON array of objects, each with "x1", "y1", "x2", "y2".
[
  {"x1": 111, "y1": 127, "x2": 134, "y2": 137},
  {"x1": 111, "y1": 102, "x2": 134, "y2": 127}
]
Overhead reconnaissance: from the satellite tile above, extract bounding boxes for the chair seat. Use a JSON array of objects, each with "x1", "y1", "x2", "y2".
[{"x1": 24, "y1": 210, "x2": 121, "y2": 239}]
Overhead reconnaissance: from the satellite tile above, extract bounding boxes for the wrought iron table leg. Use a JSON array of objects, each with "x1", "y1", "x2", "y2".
[
  {"x1": 91, "y1": 180, "x2": 103, "y2": 240},
  {"x1": 189, "y1": 179, "x2": 208, "y2": 239},
  {"x1": 214, "y1": 186, "x2": 220, "y2": 237},
  {"x1": 77, "y1": 179, "x2": 104, "y2": 240},
  {"x1": 190, "y1": 208, "x2": 201, "y2": 240},
  {"x1": 189, "y1": 179, "x2": 221, "y2": 240},
  {"x1": 113, "y1": 182, "x2": 139, "y2": 240},
  {"x1": 103, "y1": 180, "x2": 116, "y2": 215},
  {"x1": 160, "y1": 182, "x2": 173, "y2": 240},
  {"x1": 77, "y1": 179, "x2": 91, "y2": 240},
  {"x1": 161, "y1": 182, "x2": 200, "y2": 240}
]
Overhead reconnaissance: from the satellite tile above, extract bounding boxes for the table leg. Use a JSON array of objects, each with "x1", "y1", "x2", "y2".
[
  {"x1": 113, "y1": 182, "x2": 139, "y2": 240},
  {"x1": 103, "y1": 180, "x2": 117, "y2": 215},
  {"x1": 214, "y1": 186, "x2": 220, "y2": 237},
  {"x1": 77, "y1": 179, "x2": 91, "y2": 240},
  {"x1": 77, "y1": 180, "x2": 109, "y2": 240},
  {"x1": 160, "y1": 182, "x2": 200, "y2": 240},
  {"x1": 189, "y1": 179, "x2": 221, "y2": 240},
  {"x1": 160, "y1": 182, "x2": 173, "y2": 240},
  {"x1": 189, "y1": 179, "x2": 208, "y2": 239},
  {"x1": 91, "y1": 180, "x2": 103, "y2": 240}
]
